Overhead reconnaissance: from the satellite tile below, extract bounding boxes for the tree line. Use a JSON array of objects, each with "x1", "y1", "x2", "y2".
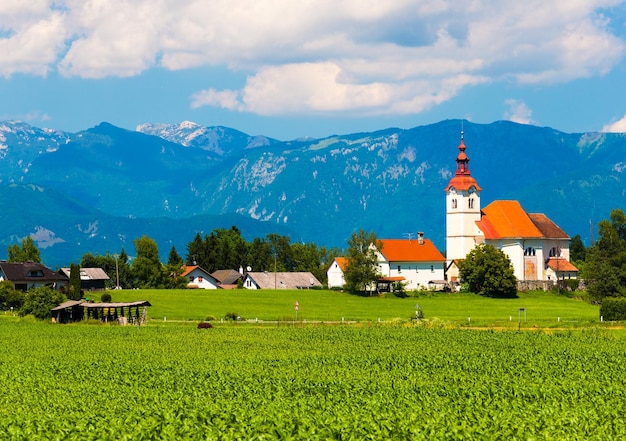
[{"x1": 3, "y1": 226, "x2": 341, "y2": 291}]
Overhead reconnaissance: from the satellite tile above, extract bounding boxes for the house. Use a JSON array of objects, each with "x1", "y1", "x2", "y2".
[
  {"x1": 59, "y1": 267, "x2": 110, "y2": 291},
  {"x1": 0, "y1": 261, "x2": 68, "y2": 291},
  {"x1": 374, "y1": 234, "x2": 446, "y2": 291},
  {"x1": 243, "y1": 272, "x2": 322, "y2": 289},
  {"x1": 444, "y1": 132, "x2": 578, "y2": 283},
  {"x1": 181, "y1": 265, "x2": 220, "y2": 289},
  {"x1": 327, "y1": 257, "x2": 348, "y2": 288},
  {"x1": 211, "y1": 269, "x2": 244, "y2": 289}
]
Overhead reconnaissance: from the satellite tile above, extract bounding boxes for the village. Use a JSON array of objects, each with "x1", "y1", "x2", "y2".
[{"x1": 0, "y1": 132, "x2": 583, "y2": 325}]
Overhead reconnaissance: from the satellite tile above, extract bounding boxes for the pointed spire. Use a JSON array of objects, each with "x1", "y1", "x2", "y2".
[{"x1": 455, "y1": 131, "x2": 470, "y2": 176}]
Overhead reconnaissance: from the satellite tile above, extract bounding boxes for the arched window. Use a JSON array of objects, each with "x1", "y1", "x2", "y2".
[
  {"x1": 549, "y1": 247, "x2": 561, "y2": 257},
  {"x1": 524, "y1": 247, "x2": 536, "y2": 256},
  {"x1": 451, "y1": 199, "x2": 457, "y2": 209},
  {"x1": 468, "y1": 198, "x2": 474, "y2": 209}
]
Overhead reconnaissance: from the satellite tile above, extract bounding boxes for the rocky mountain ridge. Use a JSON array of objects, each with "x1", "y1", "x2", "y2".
[{"x1": 0, "y1": 118, "x2": 624, "y2": 266}]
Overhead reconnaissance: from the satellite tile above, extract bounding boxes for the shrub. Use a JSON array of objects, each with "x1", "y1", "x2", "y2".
[
  {"x1": 224, "y1": 312, "x2": 242, "y2": 321},
  {"x1": 19, "y1": 286, "x2": 65, "y2": 320},
  {"x1": 600, "y1": 297, "x2": 626, "y2": 321},
  {"x1": 101, "y1": 292, "x2": 112, "y2": 303}
]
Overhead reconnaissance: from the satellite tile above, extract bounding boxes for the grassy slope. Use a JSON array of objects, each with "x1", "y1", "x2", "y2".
[{"x1": 110, "y1": 289, "x2": 600, "y2": 327}]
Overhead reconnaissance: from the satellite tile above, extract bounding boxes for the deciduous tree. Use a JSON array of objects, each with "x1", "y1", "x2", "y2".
[
  {"x1": 7, "y1": 236, "x2": 41, "y2": 263},
  {"x1": 343, "y1": 230, "x2": 381, "y2": 295},
  {"x1": 458, "y1": 244, "x2": 517, "y2": 298}
]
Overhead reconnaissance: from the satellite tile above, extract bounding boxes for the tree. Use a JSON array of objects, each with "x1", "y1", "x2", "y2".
[
  {"x1": 165, "y1": 245, "x2": 187, "y2": 289},
  {"x1": 569, "y1": 234, "x2": 586, "y2": 263},
  {"x1": 131, "y1": 236, "x2": 167, "y2": 288},
  {"x1": 584, "y1": 209, "x2": 626, "y2": 301},
  {"x1": 68, "y1": 263, "x2": 82, "y2": 300},
  {"x1": 19, "y1": 286, "x2": 65, "y2": 320},
  {"x1": 343, "y1": 230, "x2": 381, "y2": 295},
  {"x1": 7, "y1": 236, "x2": 41, "y2": 263},
  {"x1": 0, "y1": 280, "x2": 24, "y2": 311},
  {"x1": 458, "y1": 244, "x2": 517, "y2": 298}
]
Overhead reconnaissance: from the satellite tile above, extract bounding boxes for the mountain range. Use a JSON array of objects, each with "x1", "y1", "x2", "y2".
[{"x1": 0, "y1": 119, "x2": 624, "y2": 267}]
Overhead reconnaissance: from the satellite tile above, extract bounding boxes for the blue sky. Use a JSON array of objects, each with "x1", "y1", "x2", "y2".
[{"x1": 1, "y1": 1, "x2": 626, "y2": 140}]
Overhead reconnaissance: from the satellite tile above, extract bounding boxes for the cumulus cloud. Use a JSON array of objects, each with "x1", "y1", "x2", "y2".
[
  {"x1": 503, "y1": 99, "x2": 533, "y2": 125},
  {"x1": 0, "y1": 0, "x2": 625, "y2": 115},
  {"x1": 602, "y1": 114, "x2": 626, "y2": 132}
]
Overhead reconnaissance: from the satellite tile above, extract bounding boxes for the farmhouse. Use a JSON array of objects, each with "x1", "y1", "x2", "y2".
[
  {"x1": 375, "y1": 234, "x2": 446, "y2": 291},
  {"x1": 243, "y1": 272, "x2": 322, "y2": 289},
  {"x1": 327, "y1": 257, "x2": 348, "y2": 288},
  {"x1": 59, "y1": 267, "x2": 110, "y2": 291},
  {"x1": 181, "y1": 265, "x2": 220, "y2": 289},
  {"x1": 444, "y1": 132, "x2": 578, "y2": 283},
  {"x1": 0, "y1": 261, "x2": 67, "y2": 291}
]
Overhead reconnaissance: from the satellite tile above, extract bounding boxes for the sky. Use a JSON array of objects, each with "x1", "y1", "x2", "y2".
[{"x1": 1, "y1": 0, "x2": 626, "y2": 140}]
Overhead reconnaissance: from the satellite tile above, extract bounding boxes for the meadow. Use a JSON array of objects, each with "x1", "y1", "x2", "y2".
[
  {"x1": 1, "y1": 318, "x2": 626, "y2": 440},
  {"x1": 110, "y1": 288, "x2": 600, "y2": 328},
  {"x1": 1, "y1": 290, "x2": 618, "y2": 439}
]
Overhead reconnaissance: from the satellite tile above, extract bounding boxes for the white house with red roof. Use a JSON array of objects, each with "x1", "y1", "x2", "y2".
[
  {"x1": 444, "y1": 133, "x2": 578, "y2": 282},
  {"x1": 181, "y1": 265, "x2": 220, "y2": 289},
  {"x1": 327, "y1": 257, "x2": 348, "y2": 288},
  {"x1": 374, "y1": 234, "x2": 446, "y2": 290}
]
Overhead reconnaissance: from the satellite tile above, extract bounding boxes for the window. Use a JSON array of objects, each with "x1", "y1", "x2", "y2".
[
  {"x1": 189, "y1": 276, "x2": 194, "y2": 282},
  {"x1": 549, "y1": 247, "x2": 561, "y2": 257},
  {"x1": 430, "y1": 265, "x2": 434, "y2": 273},
  {"x1": 397, "y1": 265, "x2": 401, "y2": 273},
  {"x1": 198, "y1": 276, "x2": 203, "y2": 283},
  {"x1": 524, "y1": 247, "x2": 536, "y2": 256},
  {"x1": 468, "y1": 198, "x2": 474, "y2": 209},
  {"x1": 452, "y1": 198, "x2": 457, "y2": 209}
]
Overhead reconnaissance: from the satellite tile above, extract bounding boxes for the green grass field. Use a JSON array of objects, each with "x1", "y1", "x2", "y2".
[
  {"x1": 2, "y1": 321, "x2": 626, "y2": 439},
  {"x1": 108, "y1": 288, "x2": 601, "y2": 328}
]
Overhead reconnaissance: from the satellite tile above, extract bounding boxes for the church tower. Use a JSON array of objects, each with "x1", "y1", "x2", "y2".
[{"x1": 445, "y1": 131, "x2": 482, "y2": 263}]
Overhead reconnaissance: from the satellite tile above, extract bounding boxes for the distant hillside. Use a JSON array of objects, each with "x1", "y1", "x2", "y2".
[{"x1": 0, "y1": 119, "x2": 624, "y2": 266}]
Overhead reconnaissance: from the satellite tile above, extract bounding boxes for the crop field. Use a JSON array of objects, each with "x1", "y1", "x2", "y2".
[
  {"x1": 111, "y1": 288, "x2": 600, "y2": 328},
  {"x1": 2, "y1": 319, "x2": 626, "y2": 440}
]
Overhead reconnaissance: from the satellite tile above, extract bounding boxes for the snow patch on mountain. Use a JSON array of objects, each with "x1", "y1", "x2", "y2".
[{"x1": 31, "y1": 226, "x2": 65, "y2": 249}]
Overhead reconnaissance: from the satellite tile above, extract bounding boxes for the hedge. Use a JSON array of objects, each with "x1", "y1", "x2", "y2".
[{"x1": 600, "y1": 297, "x2": 626, "y2": 321}]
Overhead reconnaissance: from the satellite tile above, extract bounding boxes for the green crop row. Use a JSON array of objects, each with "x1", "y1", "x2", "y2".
[{"x1": 1, "y1": 321, "x2": 625, "y2": 439}]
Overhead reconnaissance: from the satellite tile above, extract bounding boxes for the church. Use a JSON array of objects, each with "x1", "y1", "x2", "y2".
[{"x1": 444, "y1": 132, "x2": 578, "y2": 284}]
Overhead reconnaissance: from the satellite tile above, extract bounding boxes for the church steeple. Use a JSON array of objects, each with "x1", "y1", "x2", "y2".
[
  {"x1": 445, "y1": 130, "x2": 482, "y2": 192},
  {"x1": 445, "y1": 128, "x2": 483, "y2": 266},
  {"x1": 455, "y1": 131, "x2": 470, "y2": 176}
]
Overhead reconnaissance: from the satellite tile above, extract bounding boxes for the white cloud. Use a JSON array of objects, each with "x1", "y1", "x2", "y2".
[
  {"x1": 0, "y1": 0, "x2": 625, "y2": 115},
  {"x1": 602, "y1": 114, "x2": 626, "y2": 132},
  {"x1": 503, "y1": 99, "x2": 533, "y2": 125}
]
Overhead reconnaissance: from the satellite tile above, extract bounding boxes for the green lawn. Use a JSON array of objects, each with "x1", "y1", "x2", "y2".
[{"x1": 110, "y1": 288, "x2": 600, "y2": 328}]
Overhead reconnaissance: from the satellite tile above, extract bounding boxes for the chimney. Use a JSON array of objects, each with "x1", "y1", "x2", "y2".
[{"x1": 418, "y1": 232, "x2": 424, "y2": 245}]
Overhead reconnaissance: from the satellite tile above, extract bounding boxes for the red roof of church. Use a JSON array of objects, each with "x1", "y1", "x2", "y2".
[
  {"x1": 547, "y1": 258, "x2": 579, "y2": 272},
  {"x1": 378, "y1": 239, "x2": 445, "y2": 262},
  {"x1": 476, "y1": 201, "x2": 569, "y2": 240}
]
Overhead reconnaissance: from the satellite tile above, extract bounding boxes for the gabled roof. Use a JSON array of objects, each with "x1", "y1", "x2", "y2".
[
  {"x1": 528, "y1": 214, "x2": 569, "y2": 239},
  {"x1": 0, "y1": 261, "x2": 67, "y2": 282},
  {"x1": 547, "y1": 258, "x2": 579, "y2": 272},
  {"x1": 60, "y1": 267, "x2": 110, "y2": 281},
  {"x1": 477, "y1": 201, "x2": 570, "y2": 240},
  {"x1": 211, "y1": 269, "x2": 243, "y2": 285},
  {"x1": 377, "y1": 239, "x2": 445, "y2": 262},
  {"x1": 245, "y1": 272, "x2": 322, "y2": 289},
  {"x1": 181, "y1": 265, "x2": 211, "y2": 277},
  {"x1": 477, "y1": 201, "x2": 543, "y2": 239},
  {"x1": 331, "y1": 257, "x2": 348, "y2": 271}
]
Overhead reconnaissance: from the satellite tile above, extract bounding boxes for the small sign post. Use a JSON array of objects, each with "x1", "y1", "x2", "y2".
[{"x1": 295, "y1": 301, "x2": 299, "y2": 322}]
